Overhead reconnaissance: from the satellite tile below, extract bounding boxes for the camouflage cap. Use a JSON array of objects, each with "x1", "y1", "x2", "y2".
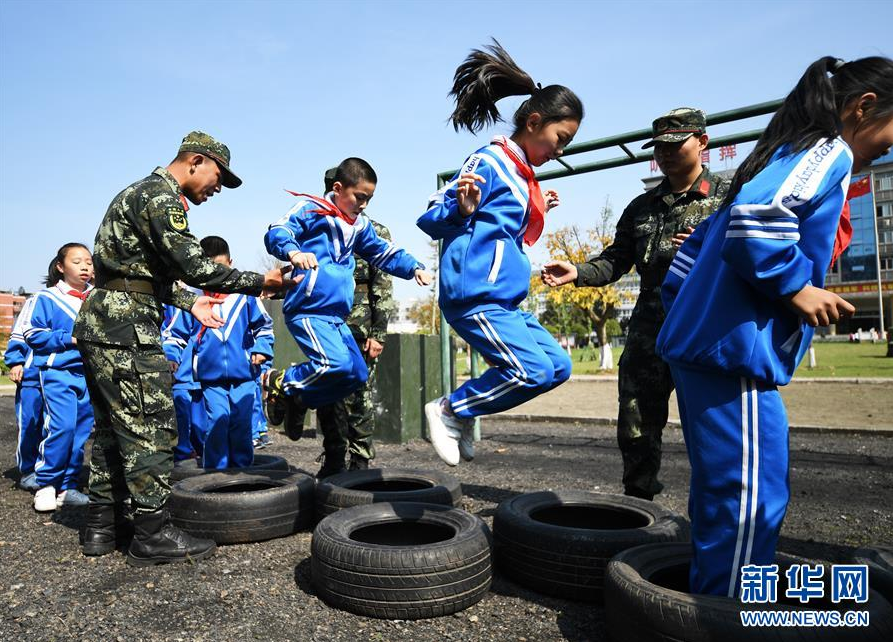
[
  {"x1": 178, "y1": 131, "x2": 242, "y2": 188},
  {"x1": 641, "y1": 108, "x2": 707, "y2": 149}
]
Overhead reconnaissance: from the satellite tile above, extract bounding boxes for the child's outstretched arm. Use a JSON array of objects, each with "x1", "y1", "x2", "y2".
[
  {"x1": 355, "y1": 221, "x2": 430, "y2": 284},
  {"x1": 417, "y1": 154, "x2": 491, "y2": 240}
]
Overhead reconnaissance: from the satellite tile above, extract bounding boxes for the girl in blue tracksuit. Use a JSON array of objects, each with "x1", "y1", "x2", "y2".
[
  {"x1": 264, "y1": 157, "x2": 430, "y2": 436},
  {"x1": 656, "y1": 56, "x2": 893, "y2": 598},
  {"x1": 4, "y1": 294, "x2": 44, "y2": 490},
  {"x1": 161, "y1": 299, "x2": 205, "y2": 462},
  {"x1": 22, "y1": 243, "x2": 95, "y2": 511},
  {"x1": 417, "y1": 41, "x2": 584, "y2": 467},
  {"x1": 192, "y1": 236, "x2": 276, "y2": 469}
]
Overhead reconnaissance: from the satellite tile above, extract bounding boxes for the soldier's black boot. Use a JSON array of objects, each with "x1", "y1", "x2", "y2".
[
  {"x1": 263, "y1": 369, "x2": 288, "y2": 426},
  {"x1": 315, "y1": 452, "x2": 346, "y2": 479},
  {"x1": 283, "y1": 397, "x2": 308, "y2": 441},
  {"x1": 82, "y1": 502, "x2": 132, "y2": 557},
  {"x1": 348, "y1": 453, "x2": 370, "y2": 471},
  {"x1": 126, "y1": 510, "x2": 216, "y2": 567}
]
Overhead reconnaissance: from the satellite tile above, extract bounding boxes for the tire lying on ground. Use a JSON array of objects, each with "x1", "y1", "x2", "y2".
[
  {"x1": 169, "y1": 453, "x2": 290, "y2": 483},
  {"x1": 311, "y1": 502, "x2": 492, "y2": 619},
  {"x1": 315, "y1": 468, "x2": 462, "y2": 519},
  {"x1": 854, "y1": 546, "x2": 893, "y2": 605},
  {"x1": 168, "y1": 469, "x2": 315, "y2": 544},
  {"x1": 605, "y1": 542, "x2": 893, "y2": 641},
  {"x1": 493, "y1": 490, "x2": 688, "y2": 602}
]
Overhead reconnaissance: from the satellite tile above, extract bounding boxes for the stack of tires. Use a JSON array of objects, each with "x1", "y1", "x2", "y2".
[{"x1": 310, "y1": 468, "x2": 492, "y2": 619}]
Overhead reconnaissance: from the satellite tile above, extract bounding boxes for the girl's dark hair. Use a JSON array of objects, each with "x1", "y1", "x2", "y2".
[
  {"x1": 44, "y1": 242, "x2": 90, "y2": 286},
  {"x1": 200, "y1": 235, "x2": 230, "y2": 259},
  {"x1": 449, "y1": 39, "x2": 584, "y2": 134},
  {"x1": 722, "y1": 55, "x2": 893, "y2": 208}
]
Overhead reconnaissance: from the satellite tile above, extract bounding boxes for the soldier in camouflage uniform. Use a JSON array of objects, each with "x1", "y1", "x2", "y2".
[
  {"x1": 315, "y1": 168, "x2": 397, "y2": 477},
  {"x1": 542, "y1": 109, "x2": 729, "y2": 500},
  {"x1": 74, "y1": 131, "x2": 288, "y2": 565}
]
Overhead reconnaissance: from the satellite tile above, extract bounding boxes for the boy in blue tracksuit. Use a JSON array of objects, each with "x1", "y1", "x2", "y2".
[
  {"x1": 22, "y1": 243, "x2": 95, "y2": 511},
  {"x1": 4, "y1": 294, "x2": 44, "y2": 491},
  {"x1": 161, "y1": 299, "x2": 205, "y2": 462},
  {"x1": 417, "y1": 42, "x2": 584, "y2": 467},
  {"x1": 263, "y1": 157, "x2": 431, "y2": 435},
  {"x1": 193, "y1": 236, "x2": 276, "y2": 469},
  {"x1": 251, "y1": 362, "x2": 272, "y2": 448},
  {"x1": 656, "y1": 55, "x2": 893, "y2": 597}
]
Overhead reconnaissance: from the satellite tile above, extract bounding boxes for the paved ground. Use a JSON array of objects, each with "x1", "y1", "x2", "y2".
[{"x1": 0, "y1": 393, "x2": 891, "y2": 641}]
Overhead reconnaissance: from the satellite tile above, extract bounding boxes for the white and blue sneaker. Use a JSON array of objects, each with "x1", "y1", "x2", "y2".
[
  {"x1": 19, "y1": 472, "x2": 39, "y2": 491},
  {"x1": 56, "y1": 489, "x2": 90, "y2": 508},
  {"x1": 424, "y1": 397, "x2": 462, "y2": 467},
  {"x1": 458, "y1": 421, "x2": 476, "y2": 462},
  {"x1": 34, "y1": 486, "x2": 57, "y2": 512}
]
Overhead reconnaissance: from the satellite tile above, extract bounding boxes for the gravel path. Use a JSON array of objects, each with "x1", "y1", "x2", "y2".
[{"x1": 1, "y1": 395, "x2": 891, "y2": 641}]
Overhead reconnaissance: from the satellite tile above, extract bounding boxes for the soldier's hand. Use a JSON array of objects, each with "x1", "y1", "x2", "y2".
[
  {"x1": 544, "y1": 189, "x2": 560, "y2": 212},
  {"x1": 456, "y1": 172, "x2": 486, "y2": 217},
  {"x1": 168, "y1": 360, "x2": 178, "y2": 374},
  {"x1": 672, "y1": 226, "x2": 695, "y2": 249},
  {"x1": 541, "y1": 260, "x2": 577, "y2": 287},
  {"x1": 786, "y1": 285, "x2": 856, "y2": 327},
  {"x1": 8, "y1": 365, "x2": 23, "y2": 384},
  {"x1": 260, "y1": 266, "x2": 303, "y2": 299},
  {"x1": 251, "y1": 353, "x2": 268, "y2": 366},
  {"x1": 191, "y1": 296, "x2": 225, "y2": 328},
  {"x1": 414, "y1": 269, "x2": 433, "y2": 286},
  {"x1": 364, "y1": 338, "x2": 384, "y2": 359},
  {"x1": 288, "y1": 251, "x2": 318, "y2": 270}
]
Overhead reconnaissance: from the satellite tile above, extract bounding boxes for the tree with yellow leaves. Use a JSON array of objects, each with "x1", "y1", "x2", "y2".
[{"x1": 530, "y1": 198, "x2": 627, "y2": 369}]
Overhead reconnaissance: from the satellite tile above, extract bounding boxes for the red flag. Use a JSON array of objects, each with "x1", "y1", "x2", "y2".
[{"x1": 846, "y1": 175, "x2": 871, "y2": 200}]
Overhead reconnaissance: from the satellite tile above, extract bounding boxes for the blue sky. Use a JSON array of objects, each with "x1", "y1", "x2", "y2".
[{"x1": 1, "y1": 0, "x2": 890, "y2": 301}]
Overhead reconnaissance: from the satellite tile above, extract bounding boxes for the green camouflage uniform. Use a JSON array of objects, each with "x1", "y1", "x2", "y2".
[
  {"x1": 74, "y1": 155, "x2": 263, "y2": 513},
  {"x1": 575, "y1": 164, "x2": 728, "y2": 498},
  {"x1": 316, "y1": 220, "x2": 396, "y2": 463}
]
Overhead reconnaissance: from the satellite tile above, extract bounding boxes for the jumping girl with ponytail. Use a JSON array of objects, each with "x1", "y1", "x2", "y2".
[
  {"x1": 418, "y1": 41, "x2": 584, "y2": 467},
  {"x1": 656, "y1": 56, "x2": 893, "y2": 597}
]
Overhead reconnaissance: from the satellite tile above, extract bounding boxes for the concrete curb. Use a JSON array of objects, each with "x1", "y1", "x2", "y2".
[
  {"x1": 459, "y1": 375, "x2": 893, "y2": 384},
  {"x1": 487, "y1": 414, "x2": 893, "y2": 437}
]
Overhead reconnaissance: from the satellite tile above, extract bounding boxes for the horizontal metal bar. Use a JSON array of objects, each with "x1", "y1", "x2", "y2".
[{"x1": 437, "y1": 99, "x2": 782, "y2": 183}]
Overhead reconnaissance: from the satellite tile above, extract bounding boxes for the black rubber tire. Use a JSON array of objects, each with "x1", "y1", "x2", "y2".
[
  {"x1": 605, "y1": 542, "x2": 893, "y2": 641},
  {"x1": 169, "y1": 454, "x2": 289, "y2": 484},
  {"x1": 315, "y1": 468, "x2": 462, "y2": 519},
  {"x1": 168, "y1": 469, "x2": 315, "y2": 544},
  {"x1": 311, "y1": 502, "x2": 492, "y2": 619},
  {"x1": 854, "y1": 546, "x2": 893, "y2": 606},
  {"x1": 493, "y1": 490, "x2": 688, "y2": 602}
]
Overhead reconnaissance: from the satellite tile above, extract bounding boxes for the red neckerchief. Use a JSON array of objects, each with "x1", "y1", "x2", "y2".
[
  {"x1": 492, "y1": 138, "x2": 546, "y2": 246},
  {"x1": 284, "y1": 190, "x2": 356, "y2": 225},
  {"x1": 830, "y1": 201, "x2": 853, "y2": 268},
  {"x1": 179, "y1": 195, "x2": 190, "y2": 212},
  {"x1": 195, "y1": 291, "x2": 228, "y2": 344},
  {"x1": 66, "y1": 288, "x2": 90, "y2": 302}
]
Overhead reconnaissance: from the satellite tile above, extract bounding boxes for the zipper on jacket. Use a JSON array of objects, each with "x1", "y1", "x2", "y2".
[{"x1": 487, "y1": 240, "x2": 505, "y2": 284}]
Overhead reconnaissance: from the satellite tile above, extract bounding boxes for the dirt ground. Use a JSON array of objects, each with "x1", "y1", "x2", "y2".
[
  {"x1": 0, "y1": 395, "x2": 891, "y2": 642},
  {"x1": 499, "y1": 379, "x2": 893, "y2": 431}
]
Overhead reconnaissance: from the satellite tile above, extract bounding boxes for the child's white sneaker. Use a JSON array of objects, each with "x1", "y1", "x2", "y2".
[
  {"x1": 57, "y1": 489, "x2": 89, "y2": 507},
  {"x1": 425, "y1": 397, "x2": 461, "y2": 466},
  {"x1": 34, "y1": 486, "x2": 57, "y2": 512}
]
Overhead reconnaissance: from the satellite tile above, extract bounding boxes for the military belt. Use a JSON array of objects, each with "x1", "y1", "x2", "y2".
[{"x1": 97, "y1": 277, "x2": 159, "y2": 296}]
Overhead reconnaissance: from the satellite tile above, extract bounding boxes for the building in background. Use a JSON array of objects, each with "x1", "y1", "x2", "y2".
[
  {"x1": 825, "y1": 150, "x2": 893, "y2": 334},
  {"x1": 0, "y1": 291, "x2": 27, "y2": 337},
  {"x1": 388, "y1": 298, "x2": 421, "y2": 334}
]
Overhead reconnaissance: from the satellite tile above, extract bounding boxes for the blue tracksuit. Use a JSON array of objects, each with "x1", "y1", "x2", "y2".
[
  {"x1": 417, "y1": 136, "x2": 571, "y2": 417},
  {"x1": 252, "y1": 362, "x2": 271, "y2": 440},
  {"x1": 656, "y1": 137, "x2": 853, "y2": 597},
  {"x1": 21, "y1": 284, "x2": 94, "y2": 491},
  {"x1": 161, "y1": 304, "x2": 205, "y2": 461},
  {"x1": 265, "y1": 193, "x2": 423, "y2": 407},
  {"x1": 191, "y1": 293, "x2": 275, "y2": 468},
  {"x1": 4, "y1": 295, "x2": 44, "y2": 475}
]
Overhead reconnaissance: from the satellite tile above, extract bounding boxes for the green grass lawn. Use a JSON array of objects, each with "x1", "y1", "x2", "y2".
[{"x1": 456, "y1": 341, "x2": 893, "y2": 378}]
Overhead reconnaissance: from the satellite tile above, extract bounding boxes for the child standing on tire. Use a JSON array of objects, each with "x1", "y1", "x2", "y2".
[
  {"x1": 656, "y1": 56, "x2": 893, "y2": 597},
  {"x1": 22, "y1": 243, "x2": 95, "y2": 511},
  {"x1": 263, "y1": 158, "x2": 432, "y2": 439},
  {"x1": 192, "y1": 236, "x2": 276, "y2": 469},
  {"x1": 417, "y1": 41, "x2": 583, "y2": 466}
]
